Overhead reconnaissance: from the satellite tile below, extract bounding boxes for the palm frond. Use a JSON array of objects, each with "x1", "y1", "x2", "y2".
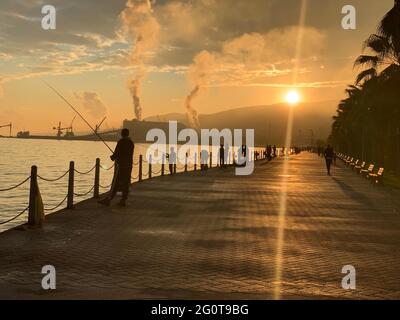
[
  {"x1": 363, "y1": 34, "x2": 392, "y2": 55},
  {"x1": 355, "y1": 68, "x2": 377, "y2": 85},
  {"x1": 353, "y1": 55, "x2": 380, "y2": 69}
]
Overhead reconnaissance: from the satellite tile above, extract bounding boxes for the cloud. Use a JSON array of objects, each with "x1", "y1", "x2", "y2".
[
  {"x1": 74, "y1": 91, "x2": 108, "y2": 119},
  {"x1": 0, "y1": 52, "x2": 12, "y2": 61},
  {"x1": 184, "y1": 26, "x2": 326, "y2": 88}
]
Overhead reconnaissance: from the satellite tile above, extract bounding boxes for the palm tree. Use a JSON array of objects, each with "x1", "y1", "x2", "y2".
[
  {"x1": 331, "y1": 1, "x2": 400, "y2": 171},
  {"x1": 378, "y1": 0, "x2": 400, "y2": 53},
  {"x1": 354, "y1": 1, "x2": 400, "y2": 84}
]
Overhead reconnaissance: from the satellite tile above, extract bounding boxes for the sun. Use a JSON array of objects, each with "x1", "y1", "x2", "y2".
[{"x1": 285, "y1": 90, "x2": 301, "y2": 105}]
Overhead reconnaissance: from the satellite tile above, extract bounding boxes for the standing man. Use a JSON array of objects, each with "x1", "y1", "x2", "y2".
[
  {"x1": 99, "y1": 128, "x2": 134, "y2": 207},
  {"x1": 169, "y1": 146, "x2": 177, "y2": 175},
  {"x1": 219, "y1": 144, "x2": 225, "y2": 168},
  {"x1": 324, "y1": 144, "x2": 334, "y2": 176}
]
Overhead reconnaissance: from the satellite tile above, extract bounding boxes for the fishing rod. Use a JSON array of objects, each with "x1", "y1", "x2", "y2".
[{"x1": 42, "y1": 79, "x2": 114, "y2": 153}]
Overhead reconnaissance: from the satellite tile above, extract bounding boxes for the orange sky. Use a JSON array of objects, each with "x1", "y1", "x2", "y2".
[{"x1": 0, "y1": 0, "x2": 394, "y2": 134}]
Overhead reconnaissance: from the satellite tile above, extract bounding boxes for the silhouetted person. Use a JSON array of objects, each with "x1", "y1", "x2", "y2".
[
  {"x1": 333, "y1": 151, "x2": 337, "y2": 165},
  {"x1": 242, "y1": 145, "x2": 247, "y2": 158},
  {"x1": 324, "y1": 144, "x2": 334, "y2": 176},
  {"x1": 99, "y1": 128, "x2": 134, "y2": 207},
  {"x1": 267, "y1": 145, "x2": 272, "y2": 161},
  {"x1": 168, "y1": 147, "x2": 176, "y2": 175},
  {"x1": 219, "y1": 144, "x2": 225, "y2": 168},
  {"x1": 273, "y1": 145, "x2": 277, "y2": 157},
  {"x1": 200, "y1": 149, "x2": 209, "y2": 171}
]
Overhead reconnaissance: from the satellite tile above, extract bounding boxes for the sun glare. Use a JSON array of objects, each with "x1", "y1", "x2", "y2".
[{"x1": 285, "y1": 90, "x2": 301, "y2": 105}]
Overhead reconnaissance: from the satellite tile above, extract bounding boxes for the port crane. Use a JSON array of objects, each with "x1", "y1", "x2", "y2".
[
  {"x1": 0, "y1": 123, "x2": 12, "y2": 137},
  {"x1": 94, "y1": 117, "x2": 107, "y2": 135},
  {"x1": 53, "y1": 116, "x2": 76, "y2": 138}
]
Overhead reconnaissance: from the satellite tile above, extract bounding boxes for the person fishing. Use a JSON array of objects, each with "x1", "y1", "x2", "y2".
[
  {"x1": 99, "y1": 128, "x2": 134, "y2": 207},
  {"x1": 324, "y1": 144, "x2": 334, "y2": 176}
]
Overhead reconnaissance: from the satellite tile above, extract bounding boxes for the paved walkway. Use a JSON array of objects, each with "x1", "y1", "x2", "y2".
[{"x1": 1, "y1": 153, "x2": 400, "y2": 299}]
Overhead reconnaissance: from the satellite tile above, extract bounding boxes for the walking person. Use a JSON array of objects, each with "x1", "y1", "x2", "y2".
[
  {"x1": 168, "y1": 146, "x2": 177, "y2": 175},
  {"x1": 99, "y1": 128, "x2": 134, "y2": 207},
  {"x1": 324, "y1": 144, "x2": 334, "y2": 176},
  {"x1": 219, "y1": 144, "x2": 225, "y2": 168},
  {"x1": 200, "y1": 149, "x2": 209, "y2": 171}
]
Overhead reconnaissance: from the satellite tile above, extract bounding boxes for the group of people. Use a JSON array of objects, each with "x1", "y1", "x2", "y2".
[
  {"x1": 264, "y1": 145, "x2": 277, "y2": 161},
  {"x1": 98, "y1": 128, "x2": 338, "y2": 207}
]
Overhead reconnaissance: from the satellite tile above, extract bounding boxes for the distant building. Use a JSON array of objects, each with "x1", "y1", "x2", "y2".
[{"x1": 17, "y1": 131, "x2": 30, "y2": 138}]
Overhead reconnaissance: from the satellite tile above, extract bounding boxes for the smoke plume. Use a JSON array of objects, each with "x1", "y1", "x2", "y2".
[
  {"x1": 127, "y1": 76, "x2": 143, "y2": 121},
  {"x1": 185, "y1": 50, "x2": 216, "y2": 129},
  {"x1": 74, "y1": 92, "x2": 108, "y2": 119},
  {"x1": 120, "y1": 0, "x2": 160, "y2": 121}
]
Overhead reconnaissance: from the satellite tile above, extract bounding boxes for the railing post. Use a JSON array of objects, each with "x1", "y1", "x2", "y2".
[
  {"x1": 94, "y1": 158, "x2": 100, "y2": 199},
  {"x1": 185, "y1": 153, "x2": 188, "y2": 172},
  {"x1": 194, "y1": 152, "x2": 197, "y2": 171},
  {"x1": 149, "y1": 155, "x2": 152, "y2": 179},
  {"x1": 28, "y1": 165, "x2": 38, "y2": 226},
  {"x1": 210, "y1": 151, "x2": 213, "y2": 168},
  {"x1": 67, "y1": 161, "x2": 74, "y2": 209},
  {"x1": 139, "y1": 155, "x2": 143, "y2": 182},
  {"x1": 161, "y1": 153, "x2": 165, "y2": 176}
]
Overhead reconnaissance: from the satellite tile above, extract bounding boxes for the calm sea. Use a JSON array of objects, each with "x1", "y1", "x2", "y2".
[
  {"x1": 0, "y1": 138, "x2": 262, "y2": 233},
  {"x1": 0, "y1": 138, "x2": 154, "y2": 233}
]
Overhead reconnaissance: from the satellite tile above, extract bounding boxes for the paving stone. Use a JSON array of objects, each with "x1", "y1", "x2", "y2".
[{"x1": 0, "y1": 153, "x2": 399, "y2": 299}]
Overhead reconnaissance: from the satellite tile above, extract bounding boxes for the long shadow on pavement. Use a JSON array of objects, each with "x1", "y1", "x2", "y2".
[{"x1": 331, "y1": 177, "x2": 375, "y2": 209}]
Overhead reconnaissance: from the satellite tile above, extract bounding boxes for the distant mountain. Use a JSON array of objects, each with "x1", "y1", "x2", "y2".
[{"x1": 144, "y1": 101, "x2": 337, "y2": 146}]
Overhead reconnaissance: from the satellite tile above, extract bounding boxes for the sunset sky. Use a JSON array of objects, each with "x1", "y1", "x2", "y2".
[{"x1": 0, "y1": 0, "x2": 394, "y2": 134}]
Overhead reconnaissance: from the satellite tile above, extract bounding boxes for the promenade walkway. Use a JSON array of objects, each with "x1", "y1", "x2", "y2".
[{"x1": 1, "y1": 153, "x2": 400, "y2": 299}]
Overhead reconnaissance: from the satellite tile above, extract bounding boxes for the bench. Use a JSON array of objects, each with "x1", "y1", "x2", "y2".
[
  {"x1": 345, "y1": 157, "x2": 354, "y2": 166},
  {"x1": 354, "y1": 161, "x2": 366, "y2": 173},
  {"x1": 369, "y1": 168, "x2": 384, "y2": 185},
  {"x1": 349, "y1": 159, "x2": 359, "y2": 169},
  {"x1": 360, "y1": 164, "x2": 374, "y2": 178}
]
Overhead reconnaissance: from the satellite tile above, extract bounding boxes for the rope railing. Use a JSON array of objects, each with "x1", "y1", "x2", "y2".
[
  {"x1": 1, "y1": 149, "x2": 277, "y2": 228},
  {"x1": 0, "y1": 176, "x2": 31, "y2": 192},
  {"x1": 100, "y1": 164, "x2": 114, "y2": 171},
  {"x1": 100, "y1": 182, "x2": 113, "y2": 189},
  {"x1": 74, "y1": 185, "x2": 95, "y2": 197},
  {"x1": 38, "y1": 170, "x2": 69, "y2": 182},
  {"x1": 74, "y1": 165, "x2": 96, "y2": 175},
  {"x1": 0, "y1": 206, "x2": 29, "y2": 225},
  {"x1": 151, "y1": 169, "x2": 162, "y2": 175},
  {"x1": 43, "y1": 195, "x2": 68, "y2": 212}
]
